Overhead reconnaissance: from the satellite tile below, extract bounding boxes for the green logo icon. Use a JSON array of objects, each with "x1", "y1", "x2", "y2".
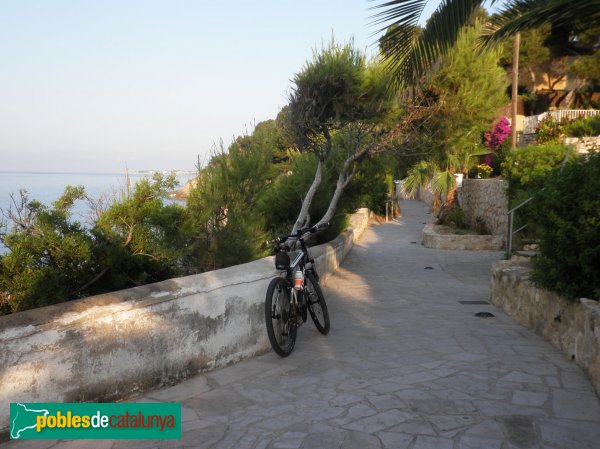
[{"x1": 10, "y1": 403, "x2": 181, "y2": 440}]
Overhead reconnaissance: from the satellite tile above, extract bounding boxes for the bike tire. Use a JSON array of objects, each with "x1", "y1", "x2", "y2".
[
  {"x1": 265, "y1": 277, "x2": 297, "y2": 357},
  {"x1": 305, "y1": 270, "x2": 330, "y2": 335}
]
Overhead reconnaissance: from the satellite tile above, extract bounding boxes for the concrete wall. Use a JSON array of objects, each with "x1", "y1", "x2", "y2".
[
  {"x1": 458, "y1": 178, "x2": 509, "y2": 242},
  {"x1": 490, "y1": 260, "x2": 600, "y2": 396},
  {"x1": 0, "y1": 209, "x2": 372, "y2": 433}
]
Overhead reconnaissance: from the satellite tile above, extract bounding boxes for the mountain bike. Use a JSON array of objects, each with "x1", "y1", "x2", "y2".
[{"x1": 265, "y1": 224, "x2": 331, "y2": 357}]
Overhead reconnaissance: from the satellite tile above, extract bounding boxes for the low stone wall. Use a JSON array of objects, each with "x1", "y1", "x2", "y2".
[
  {"x1": 0, "y1": 209, "x2": 372, "y2": 434},
  {"x1": 564, "y1": 136, "x2": 600, "y2": 154},
  {"x1": 422, "y1": 224, "x2": 503, "y2": 251},
  {"x1": 490, "y1": 260, "x2": 600, "y2": 396},
  {"x1": 458, "y1": 178, "x2": 508, "y2": 243}
]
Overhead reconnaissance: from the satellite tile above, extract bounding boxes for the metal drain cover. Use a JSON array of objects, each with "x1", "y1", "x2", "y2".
[
  {"x1": 459, "y1": 301, "x2": 489, "y2": 305},
  {"x1": 475, "y1": 312, "x2": 495, "y2": 318}
]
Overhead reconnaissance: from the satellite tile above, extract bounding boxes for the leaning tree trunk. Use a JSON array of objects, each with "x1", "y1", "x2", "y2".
[{"x1": 291, "y1": 158, "x2": 323, "y2": 233}]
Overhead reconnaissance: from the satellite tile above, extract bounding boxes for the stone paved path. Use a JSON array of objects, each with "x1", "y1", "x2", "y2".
[{"x1": 9, "y1": 201, "x2": 600, "y2": 449}]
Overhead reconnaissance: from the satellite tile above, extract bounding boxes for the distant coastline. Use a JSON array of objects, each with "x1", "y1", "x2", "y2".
[{"x1": 0, "y1": 170, "x2": 197, "y2": 176}]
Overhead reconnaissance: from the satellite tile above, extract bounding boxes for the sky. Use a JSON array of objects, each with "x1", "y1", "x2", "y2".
[{"x1": 0, "y1": 0, "x2": 446, "y2": 173}]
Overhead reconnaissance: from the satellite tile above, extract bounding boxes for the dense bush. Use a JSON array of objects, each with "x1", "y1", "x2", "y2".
[
  {"x1": 0, "y1": 187, "x2": 95, "y2": 313},
  {"x1": 0, "y1": 175, "x2": 188, "y2": 315},
  {"x1": 501, "y1": 142, "x2": 576, "y2": 245},
  {"x1": 186, "y1": 137, "x2": 275, "y2": 272},
  {"x1": 562, "y1": 115, "x2": 600, "y2": 137},
  {"x1": 530, "y1": 153, "x2": 600, "y2": 300},
  {"x1": 501, "y1": 142, "x2": 574, "y2": 193}
]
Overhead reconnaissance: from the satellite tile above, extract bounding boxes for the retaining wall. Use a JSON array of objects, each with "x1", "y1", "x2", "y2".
[
  {"x1": 458, "y1": 178, "x2": 509, "y2": 242},
  {"x1": 422, "y1": 224, "x2": 503, "y2": 251},
  {"x1": 0, "y1": 209, "x2": 372, "y2": 433},
  {"x1": 490, "y1": 260, "x2": 600, "y2": 396},
  {"x1": 564, "y1": 136, "x2": 600, "y2": 154}
]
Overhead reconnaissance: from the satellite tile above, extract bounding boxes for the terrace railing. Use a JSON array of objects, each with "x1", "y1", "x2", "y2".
[{"x1": 522, "y1": 109, "x2": 600, "y2": 135}]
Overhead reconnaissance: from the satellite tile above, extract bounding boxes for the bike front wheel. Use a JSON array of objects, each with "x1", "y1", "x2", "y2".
[
  {"x1": 265, "y1": 277, "x2": 297, "y2": 357},
  {"x1": 305, "y1": 271, "x2": 330, "y2": 335}
]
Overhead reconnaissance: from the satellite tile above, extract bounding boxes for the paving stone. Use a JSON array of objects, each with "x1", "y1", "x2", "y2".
[
  {"x1": 330, "y1": 393, "x2": 362, "y2": 407},
  {"x1": 499, "y1": 371, "x2": 543, "y2": 384},
  {"x1": 367, "y1": 394, "x2": 404, "y2": 411},
  {"x1": 388, "y1": 419, "x2": 437, "y2": 436},
  {"x1": 334, "y1": 403, "x2": 378, "y2": 426},
  {"x1": 560, "y1": 371, "x2": 596, "y2": 391},
  {"x1": 377, "y1": 431, "x2": 413, "y2": 449},
  {"x1": 300, "y1": 431, "x2": 345, "y2": 449},
  {"x1": 499, "y1": 416, "x2": 538, "y2": 449},
  {"x1": 342, "y1": 409, "x2": 412, "y2": 433},
  {"x1": 551, "y1": 389, "x2": 600, "y2": 421},
  {"x1": 273, "y1": 432, "x2": 307, "y2": 449},
  {"x1": 539, "y1": 418, "x2": 600, "y2": 449},
  {"x1": 341, "y1": 431, "x2": 382, "y2": 449},
  {"x1": 463, "y1": 419, "x2": 505, "y2": 439},
  {"x1": 459, "y1": 435, "x2": 503, "y2": 449},
  {"x1": 210, "y1": 429, "x2": 245, "y2": 449},
  {"x1": 428, "y1": 414, "x2": 477, "y2": 432},
  {"x1": 512, "y1": 390, "x2": 548, "y2": 407},
  {"x1": 256, "y1": 413, "x2": 306, "y2": 431},
  {"x1": 412, "y1": 435, "x2": 454, "y2": 449}
]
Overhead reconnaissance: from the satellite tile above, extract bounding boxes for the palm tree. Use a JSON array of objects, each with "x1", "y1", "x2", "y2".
[{"x1": 371, "y1": 0, "x2": 600, "y2": 89}]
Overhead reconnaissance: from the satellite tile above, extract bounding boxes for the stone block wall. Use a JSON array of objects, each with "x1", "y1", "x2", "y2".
[
  {"x1": 490, "y1": 260, "x2": 600, "y2": 396},
  {"x1": 458, "y1": 178, "x2": 509, "y2": 243},
  {"x1": 564, "y1": 136, "x2": 600, "y2": 154},
  {"x1": 0, "y1": 209, "x2": 372, "y2": 434}
]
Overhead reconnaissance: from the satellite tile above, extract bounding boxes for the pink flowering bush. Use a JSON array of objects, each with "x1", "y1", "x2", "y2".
[{"x1": 483, "y1": 116, "x2": 511, "y2": 170}]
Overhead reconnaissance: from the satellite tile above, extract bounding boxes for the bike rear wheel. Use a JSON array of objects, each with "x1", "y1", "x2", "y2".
[
  {"x1": 265, "y1": 277, "x2": 297, "y2": 357},
  {"x1": 305, "y1": 270, "x2": 330, "y2": 335}
]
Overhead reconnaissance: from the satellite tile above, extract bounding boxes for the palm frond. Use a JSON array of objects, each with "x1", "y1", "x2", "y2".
[
  {"x1": 402, "y1": 160, "x2": 434, "y2": 197},
  {"x1": 370, "y1": 0, "x2": 485, "y2": 88},
  {"x1": 481, "y1": 0, "x2": 600, "y2": 48},
  {"x1": 431, "y1": 169, "x2": 456, "y2": 197}
]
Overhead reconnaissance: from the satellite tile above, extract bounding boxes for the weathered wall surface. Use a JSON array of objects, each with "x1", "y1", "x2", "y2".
[
  {"x1": 490, "y1": 260, "x2": 600, "y2": 396},
  {"x1": 0, "y1": 209, "x2": 371, "y2": 433},
  {"x1": 458, "y1": 178, "x2": 508, "y2": 242}
]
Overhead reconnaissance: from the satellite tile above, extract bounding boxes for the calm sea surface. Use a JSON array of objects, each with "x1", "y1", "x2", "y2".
[{"x1": 0, "y1": 172, "x2": 192, "y2": 251}]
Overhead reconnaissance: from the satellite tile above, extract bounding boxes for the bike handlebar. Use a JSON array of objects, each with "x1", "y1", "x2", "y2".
[{"x1": 275, "y1": 222, "x2": 330, "y2": 248}]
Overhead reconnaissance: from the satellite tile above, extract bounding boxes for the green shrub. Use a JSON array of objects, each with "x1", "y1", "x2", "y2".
[
  {"x1": 0, "y1": 175, "x2": 189, "y2": 316},
  {"x1": 502, "y1": 142, "x2": 573, "y2": 193},
  {"x1": 502, "y1": 142, "x2": 576, "y2": 245},
  {"x1": 438, "y1": 204, "x2": 468, "y2": 229},
  {"x1": 0, "y1": 187, "x2": 96, "y2": 314},
  {"x1": 562, "y1": 115, "x2": 600, "y2": 137},
  {"x1": 530, "y1": 153, "x2": 600, "y2": 300}
]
